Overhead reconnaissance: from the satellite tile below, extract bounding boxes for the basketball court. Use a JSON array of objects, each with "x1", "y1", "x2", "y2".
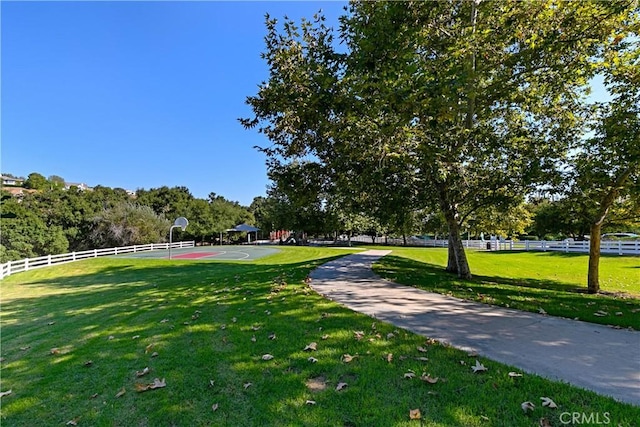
[{"x1": 113, "y1": 245, "x2": 279, "y2": 261}]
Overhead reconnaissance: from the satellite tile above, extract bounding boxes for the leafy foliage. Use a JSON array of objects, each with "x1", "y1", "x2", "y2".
[
  {"x1": 242, "y1": 1, "x2": 635, "y2": 280},
  {"x1": 87, "y1": 203, "x2": 171, "y2": 248},
  {"x1": 0, "y1": 178, "x2": 255, "y2": 261}
]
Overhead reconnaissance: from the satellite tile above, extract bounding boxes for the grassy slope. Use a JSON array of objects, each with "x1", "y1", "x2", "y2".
[
  {"x1": 372, "y1": 247, "x2": 640, "y2": 329},
  {"x1": 1, "y1": 246, "x2": 639, "y2": 426}
]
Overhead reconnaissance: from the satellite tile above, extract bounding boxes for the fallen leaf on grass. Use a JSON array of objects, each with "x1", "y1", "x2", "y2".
[
  {"x1": 136, "y1": 367, "x2": 150, "y2": 377},
  {"x1": 409, "y1": 408, "x2": 421, "y2": 420},
  {"x1": 386, "y1": 332, "x2": 395, "y2": 339},
  {"x1": 342, "y1": 354, "x2": 357, "y2": 363},
  {"x1": 251, "y1": 335, "x2": 257, "y2": 342},
  {"x1": 472, "y1": 360, "x2": 488, "y2": 373},
  {"x1": 83, "y1": 360, "x2": 93, "y2": 367},
  {"x1": 304, "y1": 342, "x2": 317, "y2": 351},
  {"x1": 538, "y1": 308, "x2": 547, "y2": 315},
  {"x1": 262, "y1": 354, "x2": 274, "y2": 361},
  {"x1": 108, "y1": 336, "x2": 114, "y2": 341},
  {"x1": 308, "y1": 357, "x2": 318, "y2": 363},
  {"x1": 212, "y1": 403, "x2": 219, "y2": 412},
  {"x1": 508, "y1": 372, "x2": 523, "y2": 378},
  {"x1": 135, "y1": 378, "x2": 166, "y2": 392},
  {"x1": 467, "y1": 350, "x2": 478, "y2": 357},
  {"x1": 243, "y1": 382, "x2": 252, "y2": 389},
  {"x1": 539, "y1": 417, "x2": 552, "y2": 427},
  {"x1": 268, "y1": 332, "x2": 277, "y2": 340},
  {"x1": 132, "y1": 335, "x2": 140, "y2": 340},
  {"x1": 251, "y1": 325, "x2": 261, "y2": 331},
  {"x1": 160, "y1": 319, "x2": 169, "y2": 323},
  {"x1": 420, "y1": 373, "x2": 438, "y2": 384},
  {"x1": 321, "y1": 334, "x2": 329, "y2": 340},
  {"x1": 151, "y1": 352, "x2": 159, "y2": 358},
  {"x1": 354, "y1": 331, "x2": 365, "y2": 340},
  {"x1": 521, "y1": 401, "x2": 535, "y2": 412},
  {"x1": 404, "y1": 372, "x2": 416, "y2": 379},
  {"x1": 47, "y1": 322, "x2": 56, "y2": 326},
  {"x1": 115, "y1": 387, "x2": 126, "y2": 398},
  {"x1": 415, "y1": 357, "x2": 428, "y2": 362},
  {"x1": 336, "y1": 382, "x2": 348, "y2": 391},
  {"x1": 90, "y1": 393, "x2": 98, "y2": 399},
  {"x1": 594, "y1": 311, "x2": 608, "y2": 317},
  {"x1": 0, "y1": 390, "x2": 12, "y2": 398},
  {"x1": 66, "y1": 420, "x2": 78, "y2": 426},
  {"x1": 50, "y1": 348, "x2": 60, "y2": 355},
  {"x1": 416, "y1": 346, "x2": 428, "y2": 353},
  {"x1": 305, "y1": 399, "x2": 316, "y2": 405},
  {"x1": 384, "y1": 353, "x2": 393, "y2": 363},
  {"x1": 145, "y1": 344, "x2": 154, "y2": 354},
  {"x1": 540, "y1": 397, "x2": 557, "y2": 409}
]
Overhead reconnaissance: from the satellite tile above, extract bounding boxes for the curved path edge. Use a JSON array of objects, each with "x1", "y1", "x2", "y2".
[{"x1": 309, "y1": 250, "x2": 640, "y2": 406}]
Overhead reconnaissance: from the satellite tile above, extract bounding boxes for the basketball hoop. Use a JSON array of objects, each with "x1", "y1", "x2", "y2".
[{"x1": 169, "y1": 217, "x2": 189, "y2": 259}]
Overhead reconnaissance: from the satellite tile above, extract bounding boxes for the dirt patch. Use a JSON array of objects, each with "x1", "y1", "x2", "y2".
[{"x1": 306, "y1": 376, "x2": 327, "y2": 392}]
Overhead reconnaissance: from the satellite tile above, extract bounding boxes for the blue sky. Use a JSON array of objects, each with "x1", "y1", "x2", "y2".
[{"x1": 1, "y1": 1, "x2": 346, "y2": 205}]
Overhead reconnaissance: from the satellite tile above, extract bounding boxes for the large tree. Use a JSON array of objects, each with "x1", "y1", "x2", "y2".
[
  {"x1": 88, "y1": 203, "x2": 171, "y2": 248},
  {"x1": 575, "y1": 50, "x2": 639, "y2": 292},
  {"x1": 243, "y1": 1, "x2": 632, "y2": 278}
]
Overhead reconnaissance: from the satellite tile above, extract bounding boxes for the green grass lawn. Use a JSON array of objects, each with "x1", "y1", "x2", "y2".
[
  {"x1": 1, "y1": 246, "x2": 639, "y2": 426},
  {"x1": 371, "y1": 247, "x2": 640, "y2": 330}
]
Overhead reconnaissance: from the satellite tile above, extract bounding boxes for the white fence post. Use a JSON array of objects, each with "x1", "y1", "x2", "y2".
[
  {"x1": 47, "y1": 255, "x2": 52, "y2": 266},
  {"x1": 25, "y1": 258, "x2": 30, "y2": 271}
]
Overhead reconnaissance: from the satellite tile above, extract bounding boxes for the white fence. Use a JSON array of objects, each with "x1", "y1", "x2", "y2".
[
  {"x1": 344, "y1": 235, "x2": 640, "y2": 255},
  {"x1": 0, "y1": 241, "x2": 196, "y2": 280}
]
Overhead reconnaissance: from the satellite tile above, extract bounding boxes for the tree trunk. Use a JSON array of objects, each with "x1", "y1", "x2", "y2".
[
  {"x1": 444, "y1": 212, "x2": 472, "y2": 279},
  {"x1": 586, "y1": 168, "x2": 631, "y2": 293},
  {"x1": 446, "y1": 234, "x2": 457, "y2": 273},
  {"x1": 587, "y1": 223, "x2": 602, "y2": 294},
  {"x1": 436, "y1": 179, "x2": 472, "y2": 279}
]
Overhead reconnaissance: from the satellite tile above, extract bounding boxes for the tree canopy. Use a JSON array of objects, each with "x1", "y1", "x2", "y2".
[{"x1": 242, "y1": 0, "x2": 636, "y2": 279}]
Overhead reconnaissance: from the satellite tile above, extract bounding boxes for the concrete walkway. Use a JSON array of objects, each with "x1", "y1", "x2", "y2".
[{"x1": 309, "y1": 250, "x2": 640, "y2": 406}]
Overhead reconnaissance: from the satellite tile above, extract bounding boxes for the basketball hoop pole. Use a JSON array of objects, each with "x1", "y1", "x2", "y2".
[{"x1": 169, "y1": 217, "x2": 189, "y2": 260}]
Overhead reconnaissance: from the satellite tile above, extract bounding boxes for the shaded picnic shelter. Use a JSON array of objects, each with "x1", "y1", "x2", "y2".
[{"x1": 225, "y1": 223, "x2": 260, "y2": 243}]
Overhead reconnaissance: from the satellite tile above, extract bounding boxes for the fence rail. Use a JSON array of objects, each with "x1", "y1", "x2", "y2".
[
  {"x1": 344, "y1": 235, "x2": 640, "y2": 255},
  {"x1": 0, "y1": 241, "x2": 196, "y2": 280}
]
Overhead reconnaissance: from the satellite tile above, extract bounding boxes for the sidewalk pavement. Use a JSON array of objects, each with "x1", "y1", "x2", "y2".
[{"x1": 309, "y1": 250, "x2": 640, "y2": 406}]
